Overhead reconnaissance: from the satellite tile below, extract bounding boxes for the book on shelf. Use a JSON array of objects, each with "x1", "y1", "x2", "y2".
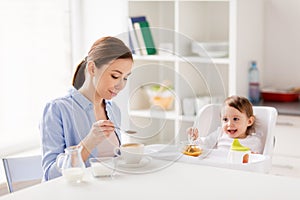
[
  {"x1": 130, "y1": 16, "x2": 146, "y2": 24},
  {"x1": 139, "y1": 20, "x2": 156, "y2": 55},
  {"x1": 133, "y1": 22, "x2": 148, "y2": 55},
  {"x1": 128, "y1": 18, "x2": 141, "y2": 55},
  {"x1": 129, "y1": 16, "x2": 157, "y2": 55}
]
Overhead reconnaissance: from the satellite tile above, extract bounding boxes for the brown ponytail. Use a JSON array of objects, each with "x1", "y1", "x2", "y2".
[
  {"x1": 72, "y1": 58, "x2": 86, "y2": 90},
  {"x1": 72, "y1": 36, "x2": 132, "y2": 89}
]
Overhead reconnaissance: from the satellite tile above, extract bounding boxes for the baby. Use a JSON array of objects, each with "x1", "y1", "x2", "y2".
[{"x1": 187, "y1": 95, "x2": 263, "y2": 154}]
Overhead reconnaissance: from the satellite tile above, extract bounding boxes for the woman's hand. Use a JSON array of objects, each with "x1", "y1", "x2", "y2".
[
  {"x1": 89, "y1": 120, "x2": 115, "y2": 144},
  {"x1": 186, "y1": 127, "x2": 199, "y2": 141},
  {"x1": 79, "y1": 120, "x2": 115, "y2": 160}
]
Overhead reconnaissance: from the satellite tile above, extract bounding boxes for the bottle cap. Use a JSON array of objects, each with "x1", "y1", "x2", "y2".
[{"x1": 230, "y1": 139, "x2": 250, "y2": 151}]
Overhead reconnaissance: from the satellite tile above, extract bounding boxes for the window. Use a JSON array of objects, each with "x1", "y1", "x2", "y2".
[{"x1": 0, "y1": 0, "x2": 72, "y2": 155}]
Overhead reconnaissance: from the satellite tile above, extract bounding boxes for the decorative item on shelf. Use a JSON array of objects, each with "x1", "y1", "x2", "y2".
[
  {"x1": 261, "y1": 87, "x2": 300, "y2": 102},
  {"x1": 129, "y1": 16, "x2": 157, "y2": 55},
  {"x1": 191, "y1": 41, "x2": 228, "y2": 58},
  {"x1": 194, "y1": 96, "x2": 211, "y2": 115},
  {"x1": 144, "y1": 81, "x2": 174, "y2": 110}
]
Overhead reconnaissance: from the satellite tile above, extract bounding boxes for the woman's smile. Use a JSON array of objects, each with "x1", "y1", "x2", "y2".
[{"x1": 109, "y1": 90, "x2": 118, "y2": 97}]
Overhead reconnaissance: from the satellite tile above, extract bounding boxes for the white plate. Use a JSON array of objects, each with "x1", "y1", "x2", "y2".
[
  {"x1": 197, "y1": 148, "x2": 213, "y2": 159},
  {"x1": 145, "y1": 144, "x2": 182, "y2": 160},
  {"x1": 116, "y1": 156, "x2": 152, "y2": 168}
]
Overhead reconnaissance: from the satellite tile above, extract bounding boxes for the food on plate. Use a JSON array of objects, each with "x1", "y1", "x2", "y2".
[{"x1": 182, "y1": 144, "x2": 202, "y2": 157}]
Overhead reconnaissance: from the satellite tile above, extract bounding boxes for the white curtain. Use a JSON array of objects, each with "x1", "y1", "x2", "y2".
[{"x1": 0, "y1": 0, "x2": 72, "y2": 155}]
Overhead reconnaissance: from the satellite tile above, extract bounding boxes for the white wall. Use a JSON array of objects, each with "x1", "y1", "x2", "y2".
[
  {"x1": 0, "y1": 0, "x2": 72, "y2": 156},
  {"x1": 70, "y1": 0, "x2": 128, "y2": 66},
  {"x1": 0, "y1": 0, "x2": 130, "y2": 156},
  {"x1": 229, "y1": 0, "x2": 264, "y2": 96},
  {"x1": 264, "y1": 0, "x2": 300, "y2": 89}
]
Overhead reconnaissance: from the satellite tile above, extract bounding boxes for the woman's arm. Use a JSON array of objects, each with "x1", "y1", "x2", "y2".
[{"x1": 40, "y1": 102, "x2": 66, "y2": 181}]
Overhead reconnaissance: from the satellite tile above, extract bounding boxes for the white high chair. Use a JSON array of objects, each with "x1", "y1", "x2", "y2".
[{"x1": 193, "y1": 104, "x2": 278, "y2": 173}]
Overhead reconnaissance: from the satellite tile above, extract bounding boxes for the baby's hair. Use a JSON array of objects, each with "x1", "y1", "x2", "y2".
[{"x1": 223, "y1": 95, "x2": 256, "y2": 135}]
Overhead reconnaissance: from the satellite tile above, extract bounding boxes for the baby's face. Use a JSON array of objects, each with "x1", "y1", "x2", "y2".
[{"x1": 221, "y1": 105, "x2": 253, "y2": 139}]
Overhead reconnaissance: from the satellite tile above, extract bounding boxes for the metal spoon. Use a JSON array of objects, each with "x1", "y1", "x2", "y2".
[{"x1": 114, "y1": 126, "x2": 137, "y2": 134}]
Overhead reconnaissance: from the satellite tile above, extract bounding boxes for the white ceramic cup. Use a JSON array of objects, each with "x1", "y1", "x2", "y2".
[
  {"x1": 183, "y1": 98, "x2": 195, "y2": 116},
  {"x1": 195, "y1": 96, "x2": 211, "y2": 115},
  {"x1": 227, "y1": 149, "x2": 251, "y2": 164},
  {"x1": 158, "y1": 43, "x2": 174, "y2": 55},
  {"x1": 114, "y1": 143, "x2": 144, "y2": 164},
  {"x1": 89, "y1": 157, "x2": 115, "y2": 177}
]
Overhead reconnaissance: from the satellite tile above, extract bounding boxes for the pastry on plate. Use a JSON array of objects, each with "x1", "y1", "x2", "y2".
[{"x1": 182, "y1": 144, "x2": 202, "y2": 157}]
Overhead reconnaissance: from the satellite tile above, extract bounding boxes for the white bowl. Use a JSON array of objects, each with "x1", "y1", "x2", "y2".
[{"x1": 191, "y1": 41, "x2": 228, "y2": 58}]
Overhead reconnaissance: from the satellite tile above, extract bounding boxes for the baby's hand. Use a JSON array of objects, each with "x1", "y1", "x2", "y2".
[{"x1": 186, "y1": 127, "x2": 199, "y2": 141}]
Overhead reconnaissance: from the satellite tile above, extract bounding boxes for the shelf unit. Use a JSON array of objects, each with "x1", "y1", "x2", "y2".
[
  {"x1": 125, "y1": 0, "x2": 263, "y2": 145},
  {"x1": 133, "y1": 54, "x2": 230, "y2": 64}
]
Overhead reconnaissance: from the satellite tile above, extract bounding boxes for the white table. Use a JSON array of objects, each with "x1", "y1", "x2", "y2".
[{"x1": 0, "y1": 158, "x2": 300, "y2": 200}]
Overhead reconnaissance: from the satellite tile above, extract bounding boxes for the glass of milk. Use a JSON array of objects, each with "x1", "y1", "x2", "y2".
[
  {"x1": 56, "y1": 145, "x2": 85, "y2": 183},
  {"x1": 89, "y1": 157, "x2": 116, "y2": 178}
]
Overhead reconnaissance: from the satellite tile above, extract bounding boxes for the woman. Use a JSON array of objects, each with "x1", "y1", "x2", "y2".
[{"x1": 40, "y1": 36, "x2": 133, "y2": 181}]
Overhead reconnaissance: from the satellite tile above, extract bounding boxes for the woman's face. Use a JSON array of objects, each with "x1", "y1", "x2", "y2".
[
  {"x1": 221, "y1": 105, "x2": 254, "y2": 139},
  {"x1": 93, "y1": 58, "x2": 133, "y2": 100}
]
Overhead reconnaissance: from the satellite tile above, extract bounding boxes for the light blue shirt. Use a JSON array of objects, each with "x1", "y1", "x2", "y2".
[{"x1": 39, "y1": 87, "x2": 121, "y2": 181}]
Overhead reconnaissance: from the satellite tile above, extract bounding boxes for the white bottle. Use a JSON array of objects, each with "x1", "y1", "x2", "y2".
[{"x1": 248, "y1": 61, "x2": 260, "y2": 104}]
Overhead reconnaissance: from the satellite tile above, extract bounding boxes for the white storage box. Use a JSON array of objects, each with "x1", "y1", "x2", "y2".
[{"x1": 191, "y1": 41, "x2": 228, "y2": 58}]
